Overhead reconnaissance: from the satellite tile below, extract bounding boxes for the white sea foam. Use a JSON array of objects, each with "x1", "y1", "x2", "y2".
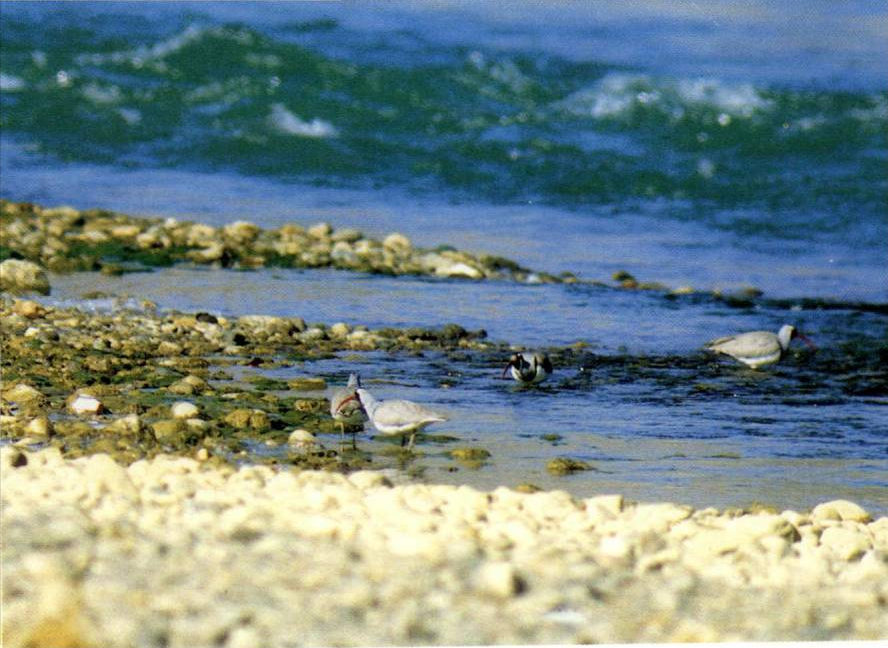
[
  {"x1": 82, "y1": 82, "x2": 122, "y2": 105},
  {"x1": 557, "y1": 73, "x2": 773, "y2": 120},
  {"x1": 0, "y1": 73, "x2": 26, "y2": 92},
  {"x1": 75, "y1": 25, "x2": 255, "y2": 73},
  {"x1": 117, "y1": 107, "x2": 142, "y2": 125},
  {"x1": 268, "y1": 103, "x2": 339, "y2": 138}
]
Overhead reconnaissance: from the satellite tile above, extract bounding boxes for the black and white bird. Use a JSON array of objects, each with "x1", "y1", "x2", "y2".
[
  {"x1": 329, "y1": 373, "x2": 366, "y2": 448},
  {"x1": 336, "y1": 388, "x2": 448, "y2": 451},
  {"x1": 705, "y1": 324, "x2": 814, "y2": 368},
  {"x1": 503, "y1": 351, "x2": 553, "y2": 385}
]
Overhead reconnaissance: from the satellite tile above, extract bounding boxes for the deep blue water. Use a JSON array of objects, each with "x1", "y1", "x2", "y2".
[{"x1": 2, "y1": 2, "x2": 887, "y2": 513}]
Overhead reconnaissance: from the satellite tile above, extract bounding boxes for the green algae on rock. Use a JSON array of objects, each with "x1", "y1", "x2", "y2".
[{"x1": 0, "y1": 297, "x2": 497, "y2": 471}]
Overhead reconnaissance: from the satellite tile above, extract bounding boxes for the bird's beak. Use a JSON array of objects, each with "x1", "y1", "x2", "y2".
[
  {"x1": 336, "y1": 394, "x2": 358, "y2": 413},
  {"x1": 797, "y1": 332, "x2": 816, "y2": 351}
]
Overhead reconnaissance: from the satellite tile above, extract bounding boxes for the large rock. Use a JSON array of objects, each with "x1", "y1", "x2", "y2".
[{"x1": 0, "y1": 259, "x2": 50, "y2": 295}]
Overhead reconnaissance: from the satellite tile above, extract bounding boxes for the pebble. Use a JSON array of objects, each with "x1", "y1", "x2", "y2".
[
  {"x1": 12, "y1": 299, "x2": 45, "y2": 319},
  {"x1": 0, "y1": 258, "x2": 51, "y2": 295},
  {"x1": 0, "y1": 448, "x2": 886, "y2": 646},
  {"x1": 383, "y1": 232, "x2": 412, "y2": 253},
  {"x1": 287, "y1": 428, "x2": 319, "y2": 449},
  {"x1": 3, "y1": 383, "x2": 44, "y2": 403},
  {"x1": 68, "y1": 393, "x2": 104, "y2": 415},
  {"x1": 170, "y1": 401, "x2": 200, "y2": 419},
  {"x1": 26, "y1": 416, "x2": 53, "y2": 437},
  {"x1": 224, "y1": 409, "x2": 270, "y2": 431},
  {"x1": 475, "y1": 562, "x2": 524, "y2": 598},
  {"x1": 819, "y1": 526, "x2": 871, "y2": 560},
  {"x1": 811, "y1": 500, "x2": 871, "y2": 523},
  {"x1": 106, "y1": 414, "x2": 142, "y2": 437}
]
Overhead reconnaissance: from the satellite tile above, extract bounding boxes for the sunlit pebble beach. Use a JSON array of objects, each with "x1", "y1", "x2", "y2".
[{"x1": 3, "y1": 446, "x2": 887, "y2": 646}]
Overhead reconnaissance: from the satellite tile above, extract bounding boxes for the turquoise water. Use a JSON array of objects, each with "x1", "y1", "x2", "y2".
[{"x1": 2, "y1": 2, "x2": 887, "y2": 512}]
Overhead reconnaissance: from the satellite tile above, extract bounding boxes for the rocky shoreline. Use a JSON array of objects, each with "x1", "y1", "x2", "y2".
[
  {"x1": 2, "y1": 446, "x2": 886, "y2": 646},
  {"x1": 0, "y1": 199, "x2": 559, "y2": 285},
  {"x1": 2, "y1": 294, "x2": 887, "y2": 645},
  {"x1": 0, "y1": 295, "x2": 499, "y2": 472},
  {"x1": 3, "y1": 199, "x2": 887, "y2": 645}
]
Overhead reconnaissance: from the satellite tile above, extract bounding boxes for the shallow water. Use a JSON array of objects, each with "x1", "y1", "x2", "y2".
[
  {"x1": 48, "y1": 268, "x2": 888, "y2": 515},
  {"x1": 3, "y1": 2, "x2": 888, "y2": 514}
]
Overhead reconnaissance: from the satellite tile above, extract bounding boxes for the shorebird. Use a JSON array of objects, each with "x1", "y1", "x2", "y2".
[
  {"x1": 329, "y1": 373, "x2": 366, "y2": 448},
  {"x1": 336, "y1": 388, "x2": 448, "y2": 451},
  {"x1": 705, "y1": 324, "x2": 815, "y2": 368},
  {"x1": 503, "y1": 351, "x2": 553, "y2": 385}
]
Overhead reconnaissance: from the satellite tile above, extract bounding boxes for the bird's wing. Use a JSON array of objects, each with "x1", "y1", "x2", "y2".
[
  {"x1": 375, "y1": 400, "x2": 448, "y2": 426},
  {"x1": 707, "y1": 331, "x2": 777, "y2": 356}
]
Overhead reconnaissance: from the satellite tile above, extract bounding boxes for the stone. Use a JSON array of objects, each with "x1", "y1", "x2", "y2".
[
  {"x1": 475, "y1": 562, "x2": 524, "y2": 598},
  {"x1": 85, "y1": 453, "x2": 138, "y2": 501},
  {"x1": 819, "y1": 526, "x2": 871, "y2": 560},
  {"x1": 185, "y1": 223, "x2": 218, "y2": 247},
  {"x1": 329, "y1": 322, "x2": 351, "y2": 338},
  {"x1": 307, "y1": 222, "x2": 332, "y2": 238},
  {"x1": 223, "y1": 220, "x2": 261, "y2": 243},
  {"x1": 187, "y1": 242, "x2": 226, "y2": 263},
  {"x1": 12, "y1": 300, "x2": 46, "y2": 319},
  {"x1": 170, "y1": 401, "x2": 200, "y2": 419},
  {"x1": 68, "y1": 393, "x2": 104, "y2": 415},
  {"x1": 449, "y1": 447, "x2": 491, "y2": 461},
  {"x1": 237, "y1": 315, "x2": 305, "y2": 336},
  {"x1": 151, "y1": 419, "x2": 186, "y2": 444},
  {"x1": 811, "y1": 500, "x2": 871, "y2": 523},
  {"x1": 3, "y1": 383, "x2": 44, "y2": 403},
  {"x1": 546, "y1": 457, "x2": 593, "y2": 475},
  {"x1": 348, "y1": 471, "x2": 393, "y2": 490},
  {"x1": 157, "y1": 340, "x2": 183, "y2": 356},
  {"x1": 435, "y1": 260, "x2": 483, "y2": 280},
  {"x1": 26, "y1": 416, "x2": 53, "y2": 437},
  {"x1": 383, "y1": 232, "x2": 412, "y2": 253},
  {"x1": 287, "y1": 429, "x2": 320, "y2": 451},
  {"x1": 111, "y1": 224, "x2": 141, "y2": 238},
  {"x1": 169, "y1": 375, "x2": 210, "y2": 395},
  {"x1": 224, "y1": 409, "x2": 270, "y2": 431},
  {"x1": 331, "y1": 227, "x2": 363, "y2": 243},
  {"x1": 184, "y1": 418, "x2": 209, "y2": 433},
  {"x1": 0, "y1": 259, "x2": 51, "y2": 295},
  {"x1": 106, "y1": 414, "x2": 142, "y2": 437}
]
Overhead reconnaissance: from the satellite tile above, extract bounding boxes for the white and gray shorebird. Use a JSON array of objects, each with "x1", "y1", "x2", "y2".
[
  {"x1": 329, "y1": 373, "x2": 367, "y2": 448},
  {"x1": 503, "y1": 351, "x2": 553, "y2": 385},
  {"x1": 336, "y1": 388, "x2": 448, "y2": 451},
  {"x1": 705, "y1": 324, "x2": 815, "y2": 368}
]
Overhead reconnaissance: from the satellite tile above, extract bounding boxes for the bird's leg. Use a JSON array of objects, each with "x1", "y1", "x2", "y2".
[
  {"x1": 407, "y1": 433, "x2": 416, "y2": 452},
  {"x1": 351, "y1": 428, "x2": 357, "y2": 451},
  {"x1": 400, "y1": 434, "x2": 407, "y2": 448}
]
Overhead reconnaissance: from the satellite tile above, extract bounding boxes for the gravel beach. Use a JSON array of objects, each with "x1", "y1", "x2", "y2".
[{"x1": 2, "y1": 446, "x2": 886, "y2": 646}]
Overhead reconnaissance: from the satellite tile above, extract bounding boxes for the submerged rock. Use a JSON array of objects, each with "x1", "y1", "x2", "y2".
[{"x1": 546, "y1": 457, "x2": 593, "y2": 475}]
